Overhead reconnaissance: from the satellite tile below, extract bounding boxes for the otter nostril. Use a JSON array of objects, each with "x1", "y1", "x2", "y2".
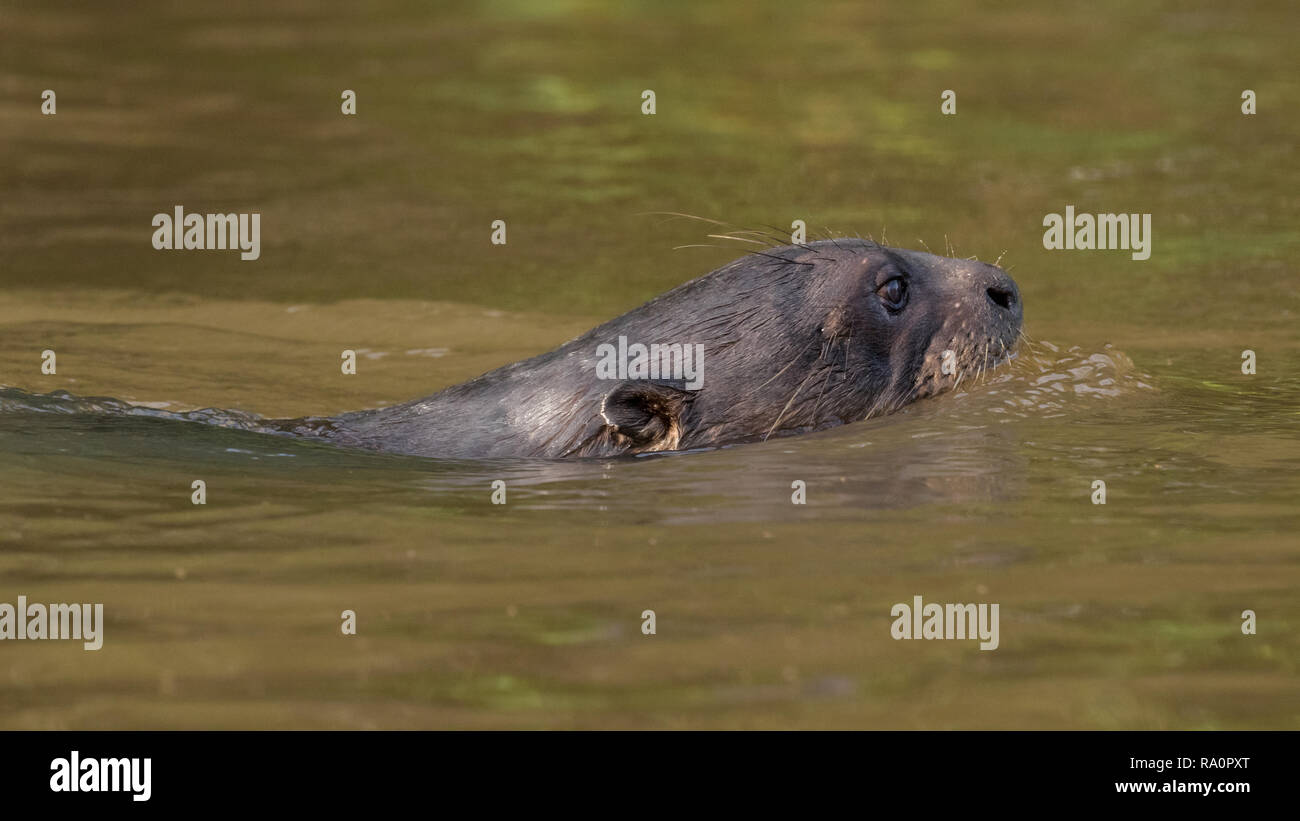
[{"x1": 986, "y1": 286, "x2": 1015, "y2": 310}]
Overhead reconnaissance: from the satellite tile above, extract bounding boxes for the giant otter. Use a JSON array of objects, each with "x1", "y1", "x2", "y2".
[{"x1": 274, "y1": 238, "x2": 1023, "y2": 458}]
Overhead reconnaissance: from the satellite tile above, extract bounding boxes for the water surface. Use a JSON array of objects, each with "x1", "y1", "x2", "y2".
[{"x1": 0, "y1": 0, "x2": 1297, "y2": 728}]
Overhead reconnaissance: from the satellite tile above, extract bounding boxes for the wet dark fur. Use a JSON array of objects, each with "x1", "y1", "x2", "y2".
[{"x1": 280, "y1": 239, "x2": 1022, "y2": 458}]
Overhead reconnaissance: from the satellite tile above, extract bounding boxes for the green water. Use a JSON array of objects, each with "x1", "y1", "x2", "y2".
[{"x1": 0, "y1": 0, "x2": 1296, "y2": 728}]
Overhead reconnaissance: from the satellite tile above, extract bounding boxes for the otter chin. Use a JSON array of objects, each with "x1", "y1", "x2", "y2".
[{"x1": 291, "y1": 238, "x2": 1023, "y2": 459}]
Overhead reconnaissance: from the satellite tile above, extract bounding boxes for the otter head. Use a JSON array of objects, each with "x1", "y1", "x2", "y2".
[
  {"x1": 845, "y1": 244, "x2": 1024, "y2": 404},
  {"x1": 571, "y1": 238, "x2": 1022, "y2": 456}
]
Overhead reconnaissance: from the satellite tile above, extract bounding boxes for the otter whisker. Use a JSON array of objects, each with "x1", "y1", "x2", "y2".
[
  {"x1": 707, "y1": 233, "x2": 767, "y2": 246},
  {"x1": 640, "y1": 211, "x2": 731, "y2": 227},
  {"x1": 722, "y1": 229, "x2": 785, "y2": 241},
  {"x1": 853, "y1": 231, "x2": 882, "y2": 249},
  {"x1": 862, "y1": 379, "x2": 896, "y2": 422},
  {"x1": 760, "y1": 223, "x2": 802, "y2": 243},
  {"x1": 764, "y1": 369, "x2": 819, "y2": 441},
  {"x1": 718, "y1": 227, "x2": 790, "y2": 246},
  {"x1": 749, "y1": 250, "x2": 814, "y2": 267},
  {"x1": 822, "y1": 230, "x2": 847, "y2": 250},
  {"x1": 1017, "y1": 329, "x2": 1043, "y2": 355},
  {"x1": 810, "y1": 364, "x2": 835, "y2": 425},
  {"x1": 810, "y1": 330, "x2": 854, "y2": 421}
]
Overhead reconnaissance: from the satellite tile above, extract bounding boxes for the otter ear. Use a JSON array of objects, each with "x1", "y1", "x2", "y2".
[
  {"x1": 603, "y1": 381, "x2": 693, "y2": 448},
  {"x1": 572, "y1": 382, "x2": 695, "y2": 457}
]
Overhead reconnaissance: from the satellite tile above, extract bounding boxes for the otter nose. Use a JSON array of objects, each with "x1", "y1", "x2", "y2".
[
  {"x1": 984, "y1": 270, "x2": 1020, "y2": 316},
  {"x1": 986, "y1": 283, "x2": 1015, "y2": 310}
]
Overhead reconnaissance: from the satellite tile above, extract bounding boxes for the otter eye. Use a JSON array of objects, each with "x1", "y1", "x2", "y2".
[{"x1": 877, "y1": 277, "x2": 908, "y2": 311}]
